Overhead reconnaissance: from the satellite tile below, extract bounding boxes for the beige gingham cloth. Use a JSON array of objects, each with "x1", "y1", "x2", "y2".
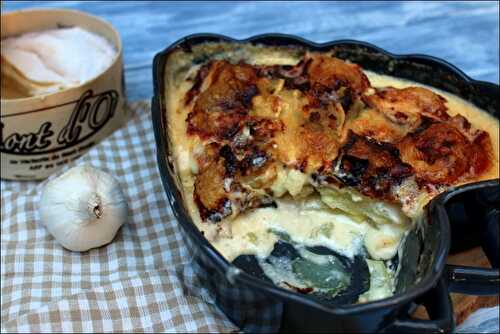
[{"x1": 0, "y1": 102, "x2": 239, "y2": 333}]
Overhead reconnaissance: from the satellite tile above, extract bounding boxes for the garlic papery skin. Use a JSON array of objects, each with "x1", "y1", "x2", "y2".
[{"x1": 39, "y1": 165, "x2": 128, "y2": 252}]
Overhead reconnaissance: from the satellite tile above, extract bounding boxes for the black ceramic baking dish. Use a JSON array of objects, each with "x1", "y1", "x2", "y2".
[{"x1": 151, "y1": 34, "x2": 500, "y2": 333}]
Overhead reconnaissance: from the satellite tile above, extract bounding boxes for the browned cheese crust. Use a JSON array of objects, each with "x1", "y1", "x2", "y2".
[{"x1": 182, "y1": 54, "x2": 494, "y2": 222}]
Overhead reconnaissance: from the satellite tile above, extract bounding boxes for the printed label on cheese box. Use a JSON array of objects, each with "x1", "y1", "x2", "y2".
[{"x1": 1, "y1": 88, "x2": 125, "y2": 180}]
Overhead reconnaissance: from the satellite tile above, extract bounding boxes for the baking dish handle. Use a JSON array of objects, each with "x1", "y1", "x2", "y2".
[
  {"x1": 446, "y1": 265, "x2": 500, "y2": 295},
  {"x1": 445, "y1": 184, "x2": 500, "y2": 295},
  {"x1": 446, "y1": 207, "x2": 499, "y2": 295},
  {"x1": 383, "y1": 277, "x2": 454, "y2": 333}
]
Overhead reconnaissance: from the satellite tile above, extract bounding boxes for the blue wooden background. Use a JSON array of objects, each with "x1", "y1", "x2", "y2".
[{"x1": 4, "y1": 1, "x2": 499, "y2": 101}]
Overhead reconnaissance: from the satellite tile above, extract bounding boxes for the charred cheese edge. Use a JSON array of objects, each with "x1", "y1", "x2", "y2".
[{"x1": 164, "y1": 43, "x2": 499, "y2": 299}]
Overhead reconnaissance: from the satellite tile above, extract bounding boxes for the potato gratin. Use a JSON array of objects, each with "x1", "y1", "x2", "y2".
[{"x1": 164, "y1": 43, "x2": 499, "y2": 302}]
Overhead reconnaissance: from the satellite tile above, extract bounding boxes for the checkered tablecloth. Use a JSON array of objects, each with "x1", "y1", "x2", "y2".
[{"x1": 0, "y1": 102, "x2": 239, "y2": 333}]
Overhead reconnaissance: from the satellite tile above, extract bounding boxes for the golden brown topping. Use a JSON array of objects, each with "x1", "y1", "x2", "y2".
[
  {"x1": 260, "y1": 55, "x2": 369, "y2": 114},
  {"x1": 350, "y1": 87, "x2": 449, "y2": 144},
  {"x1": 397, "y1": 121, "x2": 475, "y2": 185},
  {"x1": 469, "y1": 132, "x2": 493, "y2": 177},
  {"x1": 298, "y1": 108, "x2": 343, "y2": 173},
  {"x1": 346, "y1": 108, "x2": 410, "y2": 143},
  {"x1": 443, "y1": 115, "x2": 492, "y2": 177},
  {"x1": 336, "y1": 132, "x2": 413, "y2": 199},
  {"x1": 194, "y1": 157, "x2": 231, "y2": 222},
  {"x1": 185, "y1": 62, "x2": 211, "y2": 105},
  {"x1": 194, "y1": 141, "x2": 279, "y2": 222},
  {"x1": 184, "y1": 54, "x2": 494, "y2": 222},
  {"x1": 307, "y1": 55, "x2": 370, "y2": 96},
  {"x1": 187, "y1": 61, "x2": 259, "y2": 140},
  {"x1": 363, "y1": 87, "x2": 448, "y2": 122}
]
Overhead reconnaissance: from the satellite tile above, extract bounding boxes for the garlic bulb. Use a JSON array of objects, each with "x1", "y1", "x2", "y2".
[{"x1": 39, "y1": 165, "x2": 128, "y2": 252}]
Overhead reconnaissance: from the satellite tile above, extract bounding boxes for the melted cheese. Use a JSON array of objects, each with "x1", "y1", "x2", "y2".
[{"x1": 164, "y1": 45, "x2": 499, "y2": 301}]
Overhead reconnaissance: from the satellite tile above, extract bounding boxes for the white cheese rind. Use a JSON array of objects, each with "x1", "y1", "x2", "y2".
[{"x1": 1, "y1": 27, "x2": 117, "y2": 96}]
